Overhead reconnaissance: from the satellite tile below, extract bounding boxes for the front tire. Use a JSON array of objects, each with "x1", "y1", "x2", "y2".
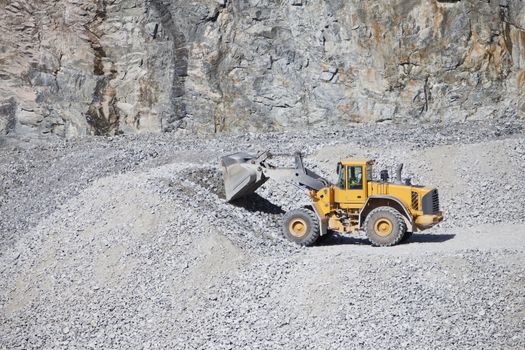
[
  {"x1": 282, "y1": 208, "x2": 320, "y2": 246},
  {"x1": 364, "y1": 207, "x2": 407, "y2": 247}
]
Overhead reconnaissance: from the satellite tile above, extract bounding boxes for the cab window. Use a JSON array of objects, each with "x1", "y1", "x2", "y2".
[
  {"x1": 337, "y1": 166, "x2": 346, "y2": 189},
  {"x1": 347, "y1": 166, "x2": 363, "y2": 190},
  {"x1": 366, "y1": 164, "x2": 373, "y2": 181}
]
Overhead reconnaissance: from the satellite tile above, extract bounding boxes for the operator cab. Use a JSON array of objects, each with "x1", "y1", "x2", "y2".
[
  {"x1": 336, "y1": 160, "x2": 374, "y2": 189},
  {"x1": 335, "y1": 160, "x2": 375, "y2": 206}
]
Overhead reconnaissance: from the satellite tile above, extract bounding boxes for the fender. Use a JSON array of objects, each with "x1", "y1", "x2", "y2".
[
  {"x1": 358, "y1": 195, "x2": 414, "y2": 232},
  {"x1": 304, "y1": 205, "x2": 328, "y2": 236}
]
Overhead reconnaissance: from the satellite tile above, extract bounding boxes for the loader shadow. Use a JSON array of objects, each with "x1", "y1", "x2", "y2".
[
  {"x1": 316, "y1": 232, "x2": 456, "y2": 246},
  {"x1": 230, "y1": 194, "x2": 285, "y2": 214},
  {"x1": 407, "y1": 233, "x2": 456, "y2": 244}
]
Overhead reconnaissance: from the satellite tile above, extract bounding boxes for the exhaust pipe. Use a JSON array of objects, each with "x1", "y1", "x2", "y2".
[{"x1": 395, "y1": 163, "x2": 403, "y2": 184}]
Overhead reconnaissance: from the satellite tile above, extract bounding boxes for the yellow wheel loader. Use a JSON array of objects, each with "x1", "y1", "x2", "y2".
[{"x1": 220, "y1": 151, "x2": 443, "y2": 247}]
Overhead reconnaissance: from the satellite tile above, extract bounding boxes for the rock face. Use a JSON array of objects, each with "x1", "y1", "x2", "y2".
[{"x1": 0, "y1": 0, "x2": 524, "y2": 136}]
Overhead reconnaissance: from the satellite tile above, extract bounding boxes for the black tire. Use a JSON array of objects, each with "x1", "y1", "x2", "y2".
[
  {"x1": 400, "y1": 230, "x2": 413, "y2": 243},
  {"x1": 282, "y1": 208, "x2": 320, "y2": 246},
  {"x1": 364, "y1": 206, "x2": 407, "y2": 247}
]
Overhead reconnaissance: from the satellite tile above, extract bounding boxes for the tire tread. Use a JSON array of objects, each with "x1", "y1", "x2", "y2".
[
  {"x1": 364, "y1": 206, "x2": 407, "y2": 247},
  {"x1": 282, "y1": 207, "x2": 320, "y2": 246}
]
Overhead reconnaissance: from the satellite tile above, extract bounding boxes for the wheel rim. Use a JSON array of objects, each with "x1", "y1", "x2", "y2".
[
  {"x1": 289, "y1": 218, "x2": 308, "y2": 237},
  {"x1": 374, "y1": 218, "x2": 393, "y2": 237}
]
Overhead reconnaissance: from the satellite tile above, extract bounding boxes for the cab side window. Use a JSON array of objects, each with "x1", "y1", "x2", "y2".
[
  {"x1": 337, "y1": 166, "x2": 346, "y2": 189},
  {"x1": 347, "y1": 166, "x2": 363, "y2": 190}
]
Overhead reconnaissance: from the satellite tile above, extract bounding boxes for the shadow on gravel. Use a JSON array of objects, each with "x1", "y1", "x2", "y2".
[
  {"x1": 316, "y1": 234, "x2": 370, "y2": 246},
  {"x1": 316, "y1": 232, "x2": 456, "y2": 246},
  {"x1": 407, "y1": 233, "x2": 456, "y2": 244},
  {"x1": 230, "y1": 193, "x2": 285, "y2": 214}
]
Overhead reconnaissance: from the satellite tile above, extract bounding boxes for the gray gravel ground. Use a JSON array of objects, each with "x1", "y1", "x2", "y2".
[{"x1": 1, "y1": 120, "x2": 524, "y2": 349}]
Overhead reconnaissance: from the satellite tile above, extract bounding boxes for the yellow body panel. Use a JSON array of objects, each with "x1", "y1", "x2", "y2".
[{"x1": 368, "y1": 182, "x2": 430, "y2": 217}]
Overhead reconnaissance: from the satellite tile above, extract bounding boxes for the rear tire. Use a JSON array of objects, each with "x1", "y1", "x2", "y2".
[
  {"x1": 364, "y1": 207, "x2": 406, "y2": 247},
  {"x1": 282, "y1": 208, "x2": 320, "y2": 246}
]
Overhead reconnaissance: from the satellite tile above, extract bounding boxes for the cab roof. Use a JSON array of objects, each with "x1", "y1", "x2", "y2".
[{"x1": 340, "y1": 159, "x2": 375, "y2": 166}]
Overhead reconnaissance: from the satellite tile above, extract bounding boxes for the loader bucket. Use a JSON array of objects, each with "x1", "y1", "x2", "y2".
[{"x1": 220, "y1": 152, "x2": 268, "y2": 202}]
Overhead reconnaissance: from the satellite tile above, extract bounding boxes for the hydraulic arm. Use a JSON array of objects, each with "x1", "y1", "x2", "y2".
[{"x1": 220, "y1": 151, "x2": 329, "y2": 202}]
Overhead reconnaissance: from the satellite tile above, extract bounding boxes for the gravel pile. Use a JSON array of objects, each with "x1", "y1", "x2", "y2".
[{"x1": 1, "y1": 120, "x2": 524, "y2": 349}]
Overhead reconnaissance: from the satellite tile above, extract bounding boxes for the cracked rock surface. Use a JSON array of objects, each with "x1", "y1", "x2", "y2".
[
  {"x1": 1, "y1": 0, "x2": 524, "y2": 137},
  {"x1": 1, "y1": 121, "x2": 524, "y2": 349}
]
